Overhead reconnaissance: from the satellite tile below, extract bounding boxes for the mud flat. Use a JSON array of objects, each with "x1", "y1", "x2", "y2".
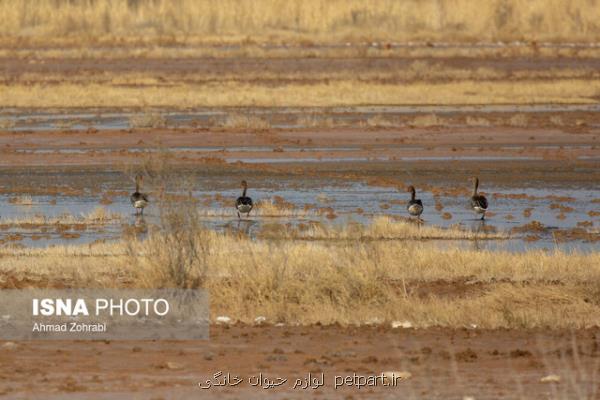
[
  {"x1": 1, "y1": 121, "x2": 599, "y2": 165},
  {"x1": 0, "y1": 121, "x2": 597, "y2": 250},
  {"x1": 1, "y1": 326, "x2": 599, "y2": 399}
]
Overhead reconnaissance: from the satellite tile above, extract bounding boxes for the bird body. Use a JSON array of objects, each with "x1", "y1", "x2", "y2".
[
  {"x1": 470, "y1": 177, "x2": 488, "y2": 220},
  {"x1": 236, "y1": 180, "x2": 253, "y2": 218},
  {"x1": 408, "y1": 200, "x2": 423, "y2": 216},
  {"x1": 130, "y1": 175, "x2": 149, "y2": 215},
  {"x1": 236, "y1": 198, "x2": 253, "y2": 214},
  {"x1": 406, "y1": 186, "x2": 423, "y2": 219},
  {"x1": 131, "y1": 194, "x2": 149, "y2": 210}
]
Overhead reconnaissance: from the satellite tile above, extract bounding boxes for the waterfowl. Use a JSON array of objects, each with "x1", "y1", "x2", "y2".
[
  {"x1": 406, "y1": 185, "x2": 423, "y2": 220},
  {"x1": 130, "y1": 174, "x2": 149, "y2": 215},
  {"x1": 470, "y1": 177, "x2": 488, "y2": 220},
  {"x1": 236, "y1": 180, "x2": 253, "y2": 218}
]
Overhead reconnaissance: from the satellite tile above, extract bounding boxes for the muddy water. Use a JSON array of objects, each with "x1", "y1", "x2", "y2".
[
  {"x1": 0, "y1": 166, "x2": 597, "y2": 251},
  {"x1": 5, "y1": 104, "x2": 600, "y2": 132}
]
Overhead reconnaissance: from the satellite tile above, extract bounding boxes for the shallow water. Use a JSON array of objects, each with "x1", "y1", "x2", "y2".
[
  {"x1": 4, "y1": 104, "x2": 600, "y2": 132},
  {"x1": 0, "y1": 169, "x2": 597, "y2": 251}
]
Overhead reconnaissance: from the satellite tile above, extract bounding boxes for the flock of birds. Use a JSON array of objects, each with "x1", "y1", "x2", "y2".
[{"x1": 130, "y1": 175, "x2": 488, "y2": 220}]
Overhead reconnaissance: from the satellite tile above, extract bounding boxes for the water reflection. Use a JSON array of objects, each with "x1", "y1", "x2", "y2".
[
  {"x1": 0, "y1": 170, "x2": 597, "y2": 252},
  {"x1": 134, "y1": 215, "x2": 148, "y2": 232},
  {"x1": 231, "y1": 218, "x2": 258, "y2": 236}
]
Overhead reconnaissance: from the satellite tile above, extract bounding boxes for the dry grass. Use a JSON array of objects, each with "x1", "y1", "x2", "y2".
[
  {"x1": 126, "y1": 202, "x2": 209, "y2": 289},
  {"x1": 366, "y1": 114, "x2": 399, "y2": 128},
  {"x1": 3, "y1": 78, "x2": 600, "y2": 108},
  {"x1": 409, "y1": 114, "x2": 444, "y2": 128},
  {"x1": 1, "y1": 215, "x2": 598, "y2": 328},
  {"x1": 0, "y1": 207, "x2": 123, "y2": 226},
  {"x1": 3, "y1": 47, "x2": 600, "y2": 110},
  {"x1": 2, "y1": 66, "x2": 554, "y2": 91},
  {"x1": 508, "y1": 113, "x2": 529, "y2": 127},
  {"x1": 202, "y1": 242, "x2": 600, "y2": 327},
  {"x1": 2, "y1": 0, "x2": 600, "y2": 45},
  {"x1": 257, "y1": 216, "x2": 507, "y2": 240},
  {"x1": 198, "y1": 198, "x2": 317, "y2": 218},
  {"x1": 220, "y1": 113, "x2": 271, "y2": 130},
  {"x1": 296, "y1": 113, "x2": 337, "y2": 128},
  {"x1": 465, "y1": 116, "x2": 492, "y2": 127},
  {"x1": 8, "y1": 195, "x2": 36, "y2": 206},
  {"x1": 0, "y1": 117, "x2": 16, "y2": 130},
  {"x1": 128, "y1": 112, "x2": 167, "y2": 129},
  {"x1": 5, "y1": 42, "x2": 600, "y2": 60}
]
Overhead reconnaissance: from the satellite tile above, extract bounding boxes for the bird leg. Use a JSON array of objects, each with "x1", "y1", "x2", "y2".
[{"x1": 237, "y1": 211, "x2": 241, "y2": 219}]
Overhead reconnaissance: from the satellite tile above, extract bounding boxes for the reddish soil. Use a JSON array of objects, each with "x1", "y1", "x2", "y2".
[
  {"x1": 1, "y1": 325, "x2": 599, "y2": 399},
  {"x1": 0, "y1": 126, "x2": 598, "y2": 167},
  {"x1": 4, "y1": 55, "x2": 600, "y2": 80}
]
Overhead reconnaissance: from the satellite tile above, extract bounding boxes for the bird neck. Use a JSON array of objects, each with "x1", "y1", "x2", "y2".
[
  {"x1": 410, "y1": 188, "x2": 416, "y2": 201},
  {"x1": 472, "y1": 179, "x2": 479, "y2": 196},
  {"x1": 242, "y1": 187, "x2": 247, "y2": 197},
  {"x1": 135, "y1": 181, "x2": 140, "y2": 192}
]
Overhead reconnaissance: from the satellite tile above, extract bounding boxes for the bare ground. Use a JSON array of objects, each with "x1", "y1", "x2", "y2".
[
  {"x1": 0, "y1": 125, "x2": 599, "y2": 167},
  {"x1": 1, "y1": 326, "x2": 599, "y2": 399}
]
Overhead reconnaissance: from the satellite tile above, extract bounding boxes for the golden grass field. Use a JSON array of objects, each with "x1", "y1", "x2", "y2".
[
  {"x1": 4, "y1": 60, "x2": 600, "y2": 108},
  {"x1": 3, "y1": 1, "x2": 600, "y2": 108},
  {"x1": 3, "y1": 78, "x2": 600, "y2": 108},
  {"x1": 2, "y1": 211, "x2": 598, "y2": 329},
  {"x1": 2, "y1": 0, "x2": 600, "y2": 45}
]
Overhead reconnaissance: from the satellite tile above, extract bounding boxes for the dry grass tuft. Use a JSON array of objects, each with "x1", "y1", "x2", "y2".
[
  {"x1": 8, "y1": 195, "x2": 36, "y2": 206},
  {"x1": 0, "y1": 117, "x2": 16, "y2": 130},
  {"x1": 465, "y1": 116, "x2": 492, "y2": 127},
  {"x1": 409, "y1": 114, "x2": 444, "y2": 128},
  {"x1": 128, "y1": 112, "x2": 167, "y2": 129},
  {"x1": 221, "y1": 113, "x2": 271, "y2": 130},
  {"x1": 366, "y1": 114, "x2": 399, "y2": 128},
  {"x1": 198, "y1": 198, "x2": 316, "y2": 218},
  {"x1": 0, "y1": 207, "x2": 122, "y2": 226},
  {"x1": 258, "y1": 216, "x2": 507, "y2": 240},
  {"x1": 296, "y1": 114, "x2": 337, "y2": 128},
  {"x1": 127, "y1": 203, "x2": 209, "y2": 289},
  {"x1": 508, "y1": 113, "x2": 529, "y2": 127}
]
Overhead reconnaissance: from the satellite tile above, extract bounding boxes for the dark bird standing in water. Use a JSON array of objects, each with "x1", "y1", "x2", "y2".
[
  {"x1": 406, "y1": 185, "x2": 423, "y2": 220},
  {"x1": 470, "y1": 177, "x2": 488, "y2": 220},
  {"x1": 236, "y1": 180, "x2": 253, "y2": 219},
  {"x1": 130, "y1": 174, "x2": 149, "y2": 215}
]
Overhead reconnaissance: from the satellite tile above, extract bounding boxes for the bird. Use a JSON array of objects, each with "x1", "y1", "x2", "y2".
[
  {"x1": 470, "y1": 177, "x2": 488, "y2": 220},
  {"x1": 235, "y1": 180, "x2": 253, "y2": 219},
  {"x1": 406, "y1": 185, "x2": 423, "y2": 220},
  {"x1": 130, "y1": 174, "x2": 149, "y2": 215}
]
